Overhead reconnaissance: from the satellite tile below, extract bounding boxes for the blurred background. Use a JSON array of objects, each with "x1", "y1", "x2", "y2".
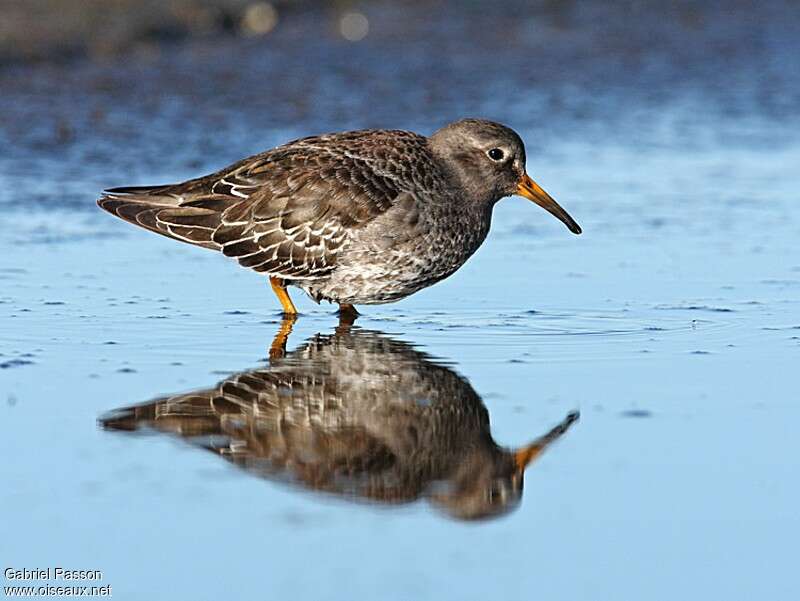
[
  {"x1": 1, "y1": 2, "x2": 798, "y2": 600},
  {"x1": 1, "y1": 0, "x2": 798, "y2": 217}
]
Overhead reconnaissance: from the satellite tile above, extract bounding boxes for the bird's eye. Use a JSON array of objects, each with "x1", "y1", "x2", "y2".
[{"x1": 487, "y1": 148, "x2": 505, "y2": 161}]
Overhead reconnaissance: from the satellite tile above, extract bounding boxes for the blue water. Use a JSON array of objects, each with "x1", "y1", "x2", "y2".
[{"x1": 1, "y1": 2, "x2": 799, "y2": 599}]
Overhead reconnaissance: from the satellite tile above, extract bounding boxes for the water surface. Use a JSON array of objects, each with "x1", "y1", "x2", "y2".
[{"x1": 1, "y1": 2, "x2": 798, "y2": 599}]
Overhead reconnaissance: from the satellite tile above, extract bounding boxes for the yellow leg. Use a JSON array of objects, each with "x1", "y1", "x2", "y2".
[
  {"x1": 269, "y1": 314, "x2": 297, "y2": 361},
  {"x1": 269, "y1": 276, "x2": 297, "y2": 315}
]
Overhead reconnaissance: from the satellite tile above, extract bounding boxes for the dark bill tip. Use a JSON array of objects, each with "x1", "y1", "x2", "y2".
[{"x1": 517, "y1": 174, "x2": 582, "y2": 235}]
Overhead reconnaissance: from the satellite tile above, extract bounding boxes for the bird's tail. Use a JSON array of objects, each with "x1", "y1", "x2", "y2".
[
  {"x1": 97, "y1": 185, "x2": 222, "y2": 250},
  {"x1": 99, "y1": 390, "x2": 225, "y2": 437}
]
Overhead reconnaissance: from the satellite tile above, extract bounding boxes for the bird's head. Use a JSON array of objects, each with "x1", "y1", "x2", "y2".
[
  {"x1": 429, "y1": 410, "x2": 580, "y2": 521},
  {"x1": 429, "y1": 119, "x2": 581, "y2": 234}
]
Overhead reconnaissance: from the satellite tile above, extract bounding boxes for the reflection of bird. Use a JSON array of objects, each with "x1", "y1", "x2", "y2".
[
  {"x1": 100, "y1": 321, "x2": 578, "y2": 521},
  {"x1": 98, "y1": 120, "x2": 580, "y2": 315}
]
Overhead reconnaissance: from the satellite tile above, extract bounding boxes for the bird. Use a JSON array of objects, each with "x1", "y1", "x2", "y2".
[
  {"x1": 98, "y1": 119, "x2": 581, "y2": 315},
  {"x1": 100, "y1": 320, "x2": 579, "y2": 521}
]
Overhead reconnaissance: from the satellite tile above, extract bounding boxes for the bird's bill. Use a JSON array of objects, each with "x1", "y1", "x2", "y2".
[
  {"x1": 513, "y1": 411, "x2": 580, "y2": 472},
  {"x1": 516, "y1": 174, "x2": 582, "y2": 234},
  {"x1": 514, "y1": 443, "x2": 545, "y2": 471}
]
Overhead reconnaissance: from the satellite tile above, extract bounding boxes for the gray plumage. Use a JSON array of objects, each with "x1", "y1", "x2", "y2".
[{"x1": 98, "y1": 119, "x2": 580, "y2": 307}]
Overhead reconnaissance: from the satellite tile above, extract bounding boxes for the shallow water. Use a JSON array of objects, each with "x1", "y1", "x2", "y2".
[{"x1": 2, "y1": 2, "x2": 799, "y2": 599}]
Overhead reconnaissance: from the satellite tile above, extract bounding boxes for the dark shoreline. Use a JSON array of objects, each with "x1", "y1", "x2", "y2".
[
  {"x1": 3, "y1": 0, "x2": 797, "y2": 69},
  {"x1": 0, "y1": 0, "x2": 324, "y2": 66}
]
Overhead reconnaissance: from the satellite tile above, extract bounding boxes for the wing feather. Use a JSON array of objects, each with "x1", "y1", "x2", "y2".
[{"x1": 98, "y1": 129, "x2": 426, "y2": 279}]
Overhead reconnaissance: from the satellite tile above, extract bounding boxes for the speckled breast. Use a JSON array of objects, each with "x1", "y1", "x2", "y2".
[{"x1": 303, "y1": 199, "x2": 493, "y2": 305}]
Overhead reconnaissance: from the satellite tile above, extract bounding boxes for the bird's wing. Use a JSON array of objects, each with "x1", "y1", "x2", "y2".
[
  {"x1": 97, "y1": 131, "x2": 424, "y2": 280},
  {"x1": 99, "y1": 366, "x2": 403, "y2": 494}
]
